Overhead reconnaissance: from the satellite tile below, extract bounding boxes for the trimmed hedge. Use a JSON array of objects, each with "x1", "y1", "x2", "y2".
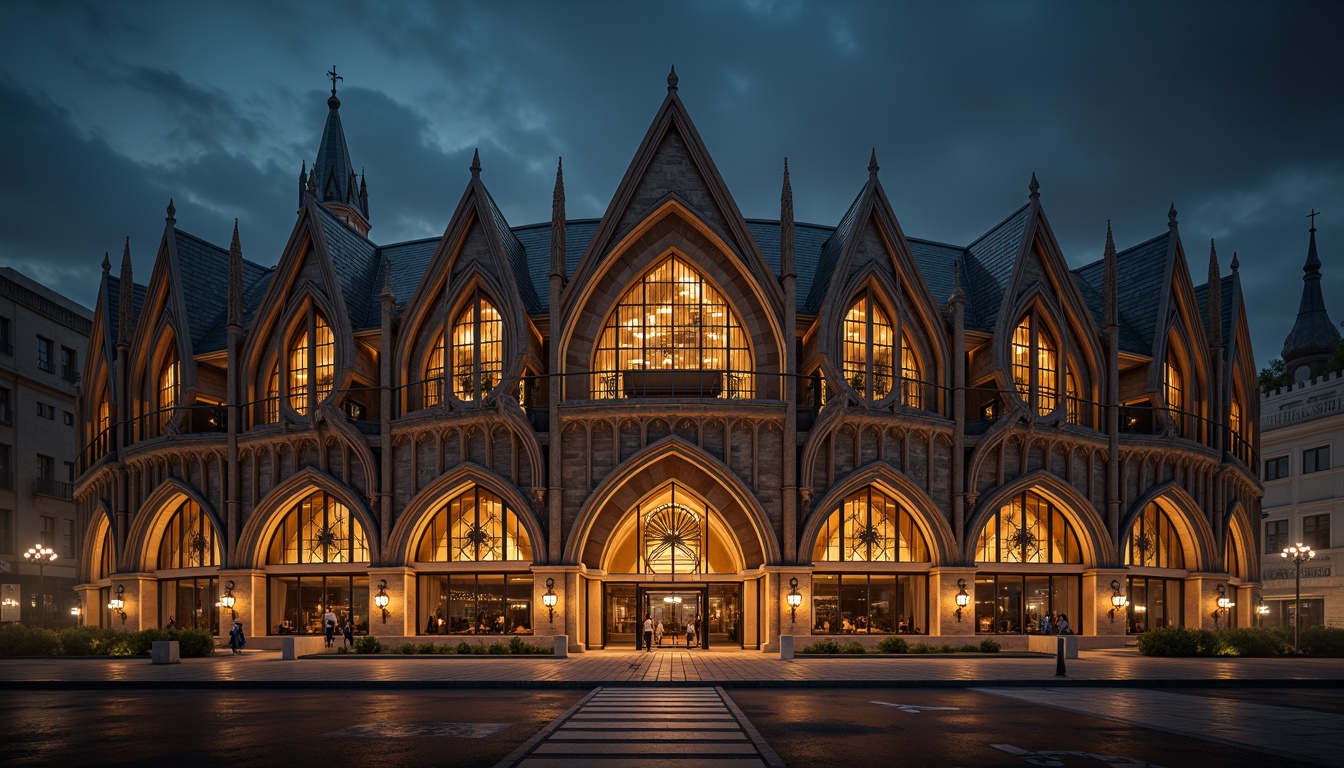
[
  {"x1": 1133, "y1": 625, "x2": 1344, "y2": 657},
  {"x1": 0, "y1": 624, "x2": 215, "y2": 657},
  {"x1": 799, "y1": 637, "x2": 1000, "y2": 654},
  {"x1": 350, "y1": 635, "x2": 551, "y2": 655}
]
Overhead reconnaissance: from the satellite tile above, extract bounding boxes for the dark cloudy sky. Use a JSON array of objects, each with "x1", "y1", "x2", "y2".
[{"x1": 1, "y1": 0, "x2": 1340, "y2": 369}]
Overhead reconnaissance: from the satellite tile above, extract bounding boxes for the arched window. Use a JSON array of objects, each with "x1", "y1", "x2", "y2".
[
  {"x1": 1163, "y1": 358, "x2": 1184, "y2": 436},
  {"x1": 976, "y1": 490, "x2": 1081, "y2": 564},
  {"x1": 94, "y1": 395, "x2": 111, "y2": 458},
  {"x1": 1010, "y1": 311, "x2": 1058, "y2": 416},
  {"x1": 157, "y1": 500, "x2": 219, "y2": 569},
  {"x1": 415, "y1": 486, "x2": 532, "y2": 562},
  {"x1": 813, "y1": 487, "x2": 930, "y2": 562},
  {"x1": 451, "y1": 292, "x2": 503, "y2": 402},
  {"x1": 639, "y1": 483, "x2": 707, "y2": 574},
  {"x1": 158, "y1": 353, "x2": 179, "y2": 431},
  {"x1": 263, "y1": 364, "x2": 279, "y2": 424},
  {"x1": 843, "y1": 293, "x2": 894, "y2": 401},
  {"x1": 287, "y1": 310, "x2": 334, "y2": 416},
  {"x1": 423, "y1": 331, "x2": 445, "y2": 407},
  {"x1": 266, "y1": 490, "x2": 368, "y2": 564},
  {"x1": 900, "y1": 336, "x2": 923, "y2": 408},
  {"x1": 1125, "y1": 502, "x2": 1186, "y2": 569},
  {"x1": 593, "y1": 255, "x2": 753, "y2": 399},
  {"x1": 1065, "y1": 365, "x2": 1081, "y2": 424}
]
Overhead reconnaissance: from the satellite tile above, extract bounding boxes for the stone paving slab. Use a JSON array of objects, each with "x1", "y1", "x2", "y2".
[{"x1": 2, "y1": 648, "x2": 1342, "y2": 690}]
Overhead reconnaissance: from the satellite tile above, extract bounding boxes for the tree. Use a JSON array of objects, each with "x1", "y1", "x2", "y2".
[{"x1": 1258, "y1": 358, "x2": 1287, "y2": 391}]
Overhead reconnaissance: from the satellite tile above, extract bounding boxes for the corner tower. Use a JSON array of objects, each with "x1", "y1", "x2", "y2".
[
  {"x1": 1282, "y1": 212, "x2": 1338, "y2": 383},
  {"x1": 311, "y1": 66, "x2": 371, "y2": 236}
]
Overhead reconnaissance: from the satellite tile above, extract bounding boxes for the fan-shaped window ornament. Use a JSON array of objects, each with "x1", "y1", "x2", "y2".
[
  {"x1": 157, "y1": 500, "x2": 219, "y2": 569},
  {"x1": 416, "y1": 486, "x2": 532, "y2": 562},
  {"x1": 813, "y1": 487, "x2": 930, "y2": 563},
  {"x1": 1125, "y1": 502, "x2": 1186, "y2": 569},
  {"x1": 266, "y1": 490, "x2": 369, "y2": 564}
]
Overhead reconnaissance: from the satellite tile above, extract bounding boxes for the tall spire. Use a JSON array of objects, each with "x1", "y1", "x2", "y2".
[
  {"x1": 868, "y1": 148, "x2": 879, "y2": 178},
  {"x1": 117, "y1": 238, "x2": 133, "y2": 347},
  {"x1": 550, "y1": 157, "x2": 566, "y2": 282},
  {"x1": 470, "y1": 148, "x2": 481, "y2": 178},
  {"x1": 1028, "y1": 172, "x2": 1040, "y2": 202},
  {"x1": 780, "y1": 158, "x2": 795, "y2": 280},
  {"x1": 312, "y1": 67, "x2": 369, "y2": 229},
  {"x1": 1282, "y1": 213, "x2": 1339, "y2": 382},
  {"x1": 165, "y1": 198, "x2": 176, "y2": 227},
  {"x1": 1103, "y1": 221, "x2": 1118, "y2": 331},
  {"x1": 101, "y1": 252, "x2": 111, "y2": 274},
  {"x1": 228, "y1": 219, "x2": 244, "y2": 329},
  {"x1": 948, "y1": 260, "x2": 965, "y2": 304},
  {"x1": 1207, "y1": 239, "x2": 1222, "y2": 349}
]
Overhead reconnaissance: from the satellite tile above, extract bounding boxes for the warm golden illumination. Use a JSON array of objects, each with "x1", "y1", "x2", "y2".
[
  {"x1": 424, "y1": 332, "x2": 445, "y2": 406},
  {"x1": 158, "y1": 354, "x2": 179, "y2": 431},
  {"x1": 416, "y1": 486, "x2": 532, "y2": 562},
  {"x1": 1125, "y1": 502, "x2": 1185, "y2": 569},
  {"x1": 266, "y1": 490, "x2": 369, "y2": 564},
  {"x1": 1010, "y1": 313, "x2": 1058, "y2": 416},
  {"x1": 592, "y1": 255, "x2": 752, "y2": 399},
  {"x1": 976, "y1": 490, "x2": 1081, "y2": 564},
  {"x1": 288, "y1": 312, "x2": 334, "y2": 415},
  {"x1": 1065, "y1": 365, "x2": 1080, "y2": 424},
  {"x1": 451, "y1": 294, "x2": 502, "y2": 402},
  {"x1": 843, "y1": 294, "x2": 893, "y2": 400},
  {"x1": 264, "y1": 364, "x2": 279, "y2": 424},
  {"x1": 812, "y1": 487, "x2": 930, "y2": 563},
  {"x1": 1163, "y1": 359, "x2": 1183, "y2": 436},
  {"x1": 900, "y1": 335, "x2": 922, "y2": 408},
  {"x1": 157, "y1": 500, "x2": 219, "y2": 569}
]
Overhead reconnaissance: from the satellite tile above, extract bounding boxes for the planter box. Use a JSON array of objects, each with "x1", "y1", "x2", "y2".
[
  {"x1": 1028, "y1": 635, "x2": 1078, "y2": 659},
  {"x1": 151, "y1": 640, "x2": 180, "y2": 664}
]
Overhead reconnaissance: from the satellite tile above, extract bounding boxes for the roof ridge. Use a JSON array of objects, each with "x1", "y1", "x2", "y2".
[{"x1": 965, "y1": 203, "x2": 1031, "y2": 250}]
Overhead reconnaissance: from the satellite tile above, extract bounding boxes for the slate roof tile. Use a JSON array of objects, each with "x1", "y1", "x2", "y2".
[{"x1": 963, "y1": 204, "x2": 1030, "y2": 330}]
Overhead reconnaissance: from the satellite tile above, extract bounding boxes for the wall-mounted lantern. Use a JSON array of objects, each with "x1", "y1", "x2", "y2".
[
  {"x1": 374, "y1": 579, "x2": 390, "y2": 624},
  {"x1": 108, "y1": 584, "x2": 127, "y2": 625},
  {"x1": 1109, "y1": 579, "x2": 1128, "y2": 623},
  {"x1": 954, "y1": 578, "x2": 970, "y2": 622},
  {"x1": 786, "y1": 577, "x2": 802, "y2": 623},
  {"x1": 220, "y1": 580, "x2": 237, "y2": 620},
  {"x1": 543, "y1": 577, "x2": 558, "y2": 624}
]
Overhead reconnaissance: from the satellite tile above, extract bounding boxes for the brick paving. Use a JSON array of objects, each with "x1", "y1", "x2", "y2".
[{"x1": 2, "y1": 647, "x2": 1343, "y2": 689}]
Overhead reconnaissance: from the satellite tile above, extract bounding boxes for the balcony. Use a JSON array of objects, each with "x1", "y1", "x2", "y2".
[{"x1": 32, "y1": 477, "x2": 72, "y2": 499}]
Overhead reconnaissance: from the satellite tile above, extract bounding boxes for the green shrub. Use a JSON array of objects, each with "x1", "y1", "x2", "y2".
[
  {"x1": 909, "y1": 643, "x2": 931, "y2": 654},
  {"x1": 935, "y1": 644, "x2": 955, "y2": 654},
  {"x1": 958, "y1": 644, "x2": 979, "y2": 653},
  {"x1": 1138, "y1": 627, "x2": 1205, "y2": 656},
  {"x1": 354, "y1": 636, "x2": 385, "y2": 654},
  {"x1": 470, "y1": 643, "x2": 489, "y2": 654},
  {"x1": 840, "y1": 641, "x2": 866, "y2": 654},
  {"x1": 395, "y1": 642, "x2": 417, "y2": 655},
  {"x1": 800, "y1": 638, "x2": 841, "y2": 654},
  {"x1": 456, "y1": 641, "x2": 474, "y2": 655},
  {"x1": 876, "y1": 637, "x2": 909, "y2": 654},
  {"x1": 979, "y1": 638, "x2": 1001, "y2": 653},
  {"x1": 171, "y1": 627, "x2": 216, "y2": 657},
  {"x1": 1301, "y1": 625, "x2": 1344, "y2": 656},
  {"x1": 416, "y1": 642, "x2": 438, "y2": 654},
  {"x1": 437, "y1": 643, "x2": 456, "y2": 654},
  {"x1": 0, "y1": 624, "x2": 60, "y2": 656},
  {"x1": 1216, "y1": 627, "x2": 1290, "y2": 657},
  {"x1": 508, "y1": 637, "x2": 529, "y2": 655},
  {"x1": 487, "y1": 642, "x2": 508, "y2": 654},
  {"x1": 57, "y1": 626, "x2": 106, "y2": 656},
  {"x1": 336, "y1": 646, "x2": 349, "y2": 654}
]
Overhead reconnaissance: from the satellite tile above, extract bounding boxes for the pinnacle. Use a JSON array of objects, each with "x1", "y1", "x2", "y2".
[
  {"x1": 1028, "y1": 172, "x2": 1040, "y2": 200},
  {"x1": 667, "y1": 65, "x2": 678, "y2": 91},
  {"x1": 470, "y1": 148, "x2": 481, "y2": 176},
  {"x1": 868, "y1": 148, "x2": 879, "y2": 175}
]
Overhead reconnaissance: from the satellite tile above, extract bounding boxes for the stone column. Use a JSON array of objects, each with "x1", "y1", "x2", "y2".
[
  {"x1": 931, "y1": 567, "x2": 977, "y2": 638},
  {"x1": 1084, "y1": 569, "x2": 1130, "y2": 638},
  {"x1": 1184, "y1": 574, "x2": 1225, "y2": 630},
  {"x1": 367, "y1": 567, "x2": 414, "y2": 640},
  {"x1": 218, "y1": 570, "x2": 264, "y2": 639},
  {"x1": 531, "y1": 566, "x2": 579, "y2": 650}
]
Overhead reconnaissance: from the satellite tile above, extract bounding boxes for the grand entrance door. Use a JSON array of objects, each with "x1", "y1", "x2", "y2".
[{"x1": 641, "y1": 587, "x2": 704, "y2": 649}]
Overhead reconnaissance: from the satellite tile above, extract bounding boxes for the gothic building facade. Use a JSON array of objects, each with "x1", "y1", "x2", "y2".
[{"x1": 73, "y1": 72, "x2": 1261, "y2": 650}]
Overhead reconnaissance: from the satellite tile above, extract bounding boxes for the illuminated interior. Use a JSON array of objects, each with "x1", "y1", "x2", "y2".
[
  {"x1": 843, "y1": 294, "x2": 893, "y2": 400},
  {"x1": 415, "y1": 485, "x2": 532, "y2": 562},
  {"x1": 812, "y1": 486, "x2": 930, "y2": 562},
  {"x1": 1125, "y1": 502, "x2": 1186, "y2": 569},
  {"x1": 157, "y1": 499, "x2": 220, "y2": 569},
  {"x1": 602, "y1": 482, "x2": 743, "y2": 574},
  {"x1": 1010, "y1": 313, "x2": 1058, "y2": 416},
  {"x1": 158, "y1": 353, "x2": 178, "y2": 431},
  {"x1": 451, "y1": 292, "x2": 502, "y2": 402},
  {"x1": 288, "y1": 312, "x2": 334, "y2": 415},
  {"x1": 424, "y1": 331, "x2": 445, "y2": 406},
  {"x1": 266, "y1": 490, "x2": 369, "y2": 564},
  {"x1": 976, "y1": 490, "x2": 1081, "y2": 563}
]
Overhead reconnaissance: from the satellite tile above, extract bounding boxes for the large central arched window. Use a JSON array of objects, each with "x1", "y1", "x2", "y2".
[
  {"x1": 1010, "y1": 311, "x2": 1058, "y2": 416},
  {"x1": 266, "y1": 490, "x2": 368, "y2": 564},
  {"x1": 593, "y1": 255, "x2": 753, "y2": 399},
  {"x1": 1126, "y1": 502, "x2": 1186, "y2": 569},
  {"x1": 451, "y1": 292, "x2": 503, "y2": 402},
  {"x1": 976, "y1": 490, "x2": 1081, "y2": 564},
  {"x1": 415, "y1": 486, "x2": 532, "y2": 562},
  {"x1": 287, "y1": 310, "x2": 334, "y2": 416},
  {"x1": 843, "y1": 293, "x2": 894, "y2": 401},
  {"x1": 813, "y1": 486, "x2": 930, "y2": 562},
  {"x1": 157, "y1": 499, "x2": 219, "y2": 569},
  {"x1": 158, "y1": 353, "x2": 179, "y2": 431}
]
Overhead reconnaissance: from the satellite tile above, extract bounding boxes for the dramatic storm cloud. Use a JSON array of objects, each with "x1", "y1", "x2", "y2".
[{"x1": 1, "y1": 0, "x2": 1339, "y2": 368}]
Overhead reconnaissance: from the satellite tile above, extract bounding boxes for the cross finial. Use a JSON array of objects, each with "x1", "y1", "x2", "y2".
[
  {"x1": 327, "y1": 65, "x2": 342, "y2": 98},
  {"x1": 667, "y1": 65, "x2": 678, "y2": 91},
  {"x1": 1308, "y1": 208, "x2": 1320, "y2": 231}
]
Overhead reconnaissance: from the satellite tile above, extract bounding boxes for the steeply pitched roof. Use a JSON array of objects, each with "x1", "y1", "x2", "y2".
[
  {"x1": 314, "y1": 204, "x2": 381, "y2": 328},
  {"x1": 375, "y1": 237, "x2": 439, "y2": 309},
  {"x1": 1072, "y1": 232, "x2": 1169, "y2": 355},
  {"x1": 803, "y1": 189, "x2": 865, "y2": 313},
  {"x1": 907, "y1": 238, "x2": 970, "y2": 309},
  {"x1": 962, "y1": 204, "x2": 1030, "y2": 330},
  {"x1": 515, "y1": 220, "x2": 600, "y2": 309},
  {"x1": 479, "y1": 186, "x2": 542, "y2": 314}
]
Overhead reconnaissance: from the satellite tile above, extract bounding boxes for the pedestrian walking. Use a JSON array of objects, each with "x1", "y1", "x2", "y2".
[
  {"x1": 654, "y1": 620, "x2": 664, "y2": 648},
  {"x1": 228, "y1": 621, "x2": 246, "y2": 654},
  {"x1": 643, "y1": 616, "x2": 654, "y2": 652},
  {"x1": 1057, "y1": 613, "x2": 1072, "y2": 635},
  {"x1": 685, "y1": 617, "x2": 696, "y2": 648},
  {"x1": 342, "y1": 620, "x2": 354, "y2": 647},
  {"x1": 323, "y1": 607, "x2": 338, "y2": 648}
]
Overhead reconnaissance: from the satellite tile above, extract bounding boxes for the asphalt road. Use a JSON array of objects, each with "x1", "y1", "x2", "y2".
[{"x1": 2, "y1": 688, "x2": 1334, "y2": 767}]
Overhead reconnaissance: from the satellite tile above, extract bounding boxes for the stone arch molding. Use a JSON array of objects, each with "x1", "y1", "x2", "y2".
[
  {"x1": 385, "y1": 462, "x2": 546, "y2": 565},
  {"x1": 799, "y1": 462, "x2": 957, "y2": 567},
  {"x1": 123, "y1": 477, "x2": 226, "y2": 572},
  {"x1": 1118, "y1": 481, "x2": 1217, "y2": 572},
  {"x1": 564, "y1": 436, "x2": 780, "y2": 569},
  {"x1": 233, "y1": 467, "x2": 378, "y2": 569},
  {"x1": 80, "y1": 500, "x2": 117, "y2": 583},
  {"x1": 962, "y1": 470, "x2": 1114, "y2": 567}
]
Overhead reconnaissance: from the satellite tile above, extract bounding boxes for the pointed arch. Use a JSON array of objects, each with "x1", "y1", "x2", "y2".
[
  {"x1": 1221, "y1": 501, "x2": 1258, "y2": 582},
  {"x1": 964, "y1": 470, "x2": 1113, "y2": 566},
  {"x1": 564, "y1": 436, "x2": 780, "y2": 569},
  {"x1": 800, "y1": 462, "x2": 956, "y2": 566},
  {"x1": 122, "y1": 477, "x2": 226, "y2": 572},
  {"x1": 275, "y1": 284, "x2": 340, "y2": 417},
  {"x1": 1118, "y1": 482, "x2": 1216, "y2": 572},
  {"x1": 997, "y1": 286, "x2": 1069, "y2": 419},
  {"x1": 79, "y1": 501, "x2": 117, "y2": 583},
  {"x1": 385, "y1": 462, "x2": 545, "y2": 565},
  {"x1": 234, "y1": 467, "x2": 378, "y2": 568}
]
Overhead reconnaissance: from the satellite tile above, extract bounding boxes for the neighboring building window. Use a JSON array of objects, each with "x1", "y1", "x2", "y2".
[
  {"x1": 287, "y1": 310, "x2": 335, "y2": 416},
  {"x1": 423, "y1": 332, "x2": 445, "y2": 407},
  {"x1": 592, "y1": 255, "x2": 754, "y2": 399},
  {"x1": 158, "y1": 353, "x2": 179, "y2": 431},
  {"x1": 1010, "y1": 311, "x2": 1058, "y2": 416},
  {"x1": 0, "y1": 386, "x2": 10, "y2": 424},
  {"x1": 976, "y1": 490, "x2": 1081, "y2": 564},
  {"x1": 1303, "y1": 445, "x2": 1331, "y2": 474},
  {"x1": 64, "y1": 461, "x2": 74, "y2": 483},
  {"x1": 451, "y1": 292, "x2": 503, "y2": 402},
  {"x1": 37, "y1": 402, "x2": 54, "y2": 419},
  {"x1": 812, "y1": 486, "x2": 930, "y2": 563},
  {"x1": 0, "y1": 316, "x2": 11, "y2": 355},
  {"x1": 1264, "y1": 456, "x2": 1290, "y2": 481},
  {"x1": 842, "y1": 292, "x2": 894, "y2": 401},
  {"x1": 266, "y1": 490, "x2": 368, "y2": 564},
  {"x1": 1125, "y1": 502, "x2": 1186, "y2": 569},
  {"x1": 63, "y1": 411, "x2": 73, "y2": 426},
  {"x1": 37, "y1": 454, "x2": 54, "y2": 481},
  {"x1": 415, "y1": 486, "x2": 532, "y2": 562},
  {"x1": 0, "y1": 444, "x2": 10, "y2": 490},
  {"x1": 63, "y1": 519, "x2": 74, "y2": 559},
  {"x1": 41, "y1": 515, "x2": 56, "y2": 547},
  {"x1": 1265, "y1": 519, "x2": 1289, "y2": 554},
  {"x1": 1303, "y1": 513, "x2": 1331, "y2": 550},
  {"x1": 36, "y1": 335, "x2": 53, "y2": 372},
  {"x1": 60, "y1": 347, "x2": 78, "y2": 382},
  {"x1": 0, "y1": 508, "x2": 12, "y2": 554},
  {"x1": 157, "y1": 500, "x2": 219, "y2": 568}
]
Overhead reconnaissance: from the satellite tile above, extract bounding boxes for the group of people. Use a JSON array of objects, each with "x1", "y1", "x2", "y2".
[
  {"x1": 323, "y1": 608, "x2": 356, "y2": 648},
  {"x1": 1039, "y1": 612, "x2": 1073, "y2": 635},
  {"x1": 642, "y1": 616, "x2": 700, "y2": 651}
]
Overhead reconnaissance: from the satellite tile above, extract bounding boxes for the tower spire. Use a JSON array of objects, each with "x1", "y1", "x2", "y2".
[
  {"x1": 117, "y1": 238, "x2": 133, "y2": 348},
  {"x1": 470, "y1": 148, "x2": 481, "y2": 178},
  {"x1": 228, "y1": 219, "x2": 244, "y2": 329},
  {"x1": 165, "y1": 198, "x2": 176, "y2": 227},
  {"x1": 1282, "y1": 212, "x2": 1339, "y2": 382},
  {"x1": 1207, "y1": 239, "x2": 1222, "y2": 349},
  {"x1": 1103, "y1": 221, "x2": 1118, "y2": 331},
  {"x1": 868, "y1": 148, "x2": 879, "y2": 178},
  {"x1": 550, "y1": 157, "x2": 566, "y2": 282},
  {"x1": 311, "y1": 67, "x2": 369, "y2": 232},
  {"x1": 1028, "y1": 172, "x2": 1040, "y2": 202},
  {"x1": 667, "y1": 65, "x2": 678, "y2": 92},
  {"x1": 781, "y1": 158, "x2": 795, "y2": 280}
]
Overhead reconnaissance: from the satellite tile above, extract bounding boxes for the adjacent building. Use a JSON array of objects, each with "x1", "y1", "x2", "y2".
[
  {"x1": 1259, "y1": 223, "x2": 1341, "y2": 628},
  {"x1": 73, "y1": 72, "x2": 1261, "y2": 650},
  {"x1": 0, "y1": 267, "x2": 92, "y2": 625}
]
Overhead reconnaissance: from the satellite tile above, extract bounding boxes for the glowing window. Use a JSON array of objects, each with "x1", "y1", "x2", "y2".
[
  {"x1": 424, "y1": 332, "x2": 445, "y2": 407},
  {"x1": 592, "y1": 255, "x2": 753, "y2": 399},
  {"x1": 157, "y1": 500, "x2": 219, "y2": 569},
  {"x1": 639, "y1": 483, "x2": 705, "y2": 574},
  {"x1": 266, "y1": 490, "x2": 369, "y2": 564},
  {"x1": 812, "y1": 487, "x2": 930, "y2": 563},
  {"x1": 264, "y1": 364, "x2": 279, "y2": 424},
  {"x1": 287, "y1": 311, "x2": 334, "y2": 416},
  {"x1": 901, "y1": 336, "x2": 923, "y2": 408},
  {"x1": 1163, "y1": 361, "x2": 1182, "y2": 413},
  {"x1": 158, "y1": 353, "x2": 179, "y2": 431},
  {"x1": 451, "y1": 294, "x2": 502, "y2": 402},
  {"x1": 1224, "y1": 533, "x2": 1243, "y2": 579},
  {"x1": 1125, "y1": 502, "x2": 1186, "y2": 569},
  {"x1": 415, "y1": 486, "x2": 532, "y2": 562},
  {"x1": 843, "y1": 294, "x2": 894, "y2": 401},
  {"x1": 1065, "y1": 366, "x2": 1080, "y2": 424},
  {"x1": 95, "y1": 396, "x2": 110, "y2": 457},
  {"x1": 1010, "y1": 313, "x2": 1058, "y2": 416},
  {"x1": 976, "y1": 490, "x2": 1081, "y2": 564}
]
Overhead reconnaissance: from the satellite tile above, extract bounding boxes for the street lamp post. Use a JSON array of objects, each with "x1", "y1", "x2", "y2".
[
  {"x1": 23, "y1": 544, "x2": 57, "y2": 627},
  {"x1": 1281, "y1": 543, "x2": 1316, "y2": 655}
]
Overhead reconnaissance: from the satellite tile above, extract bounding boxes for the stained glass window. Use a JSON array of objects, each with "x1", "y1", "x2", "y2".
[
  {"x1": 1010, "y1": 312, "x2": 1058, "y2": 416},
  {"x1": 288, "y1": 310, "x2": 334, "y2": 416},
  {"x1": 451, "y1": 293, "x2": 502, "y2": 402},
  {"x1": 812, "y1": 487, "x2": 930, "y2": 563},
  {"x1": 1125, "y1": 502, "x2": 1185, "y2": 569},
  {"x1": 266, "y1": 490, "x2": 369, "y2": 564},
  {"x1": 157, "y1": 499, "x2": 219, "y2": 569},
  {"x1": 976, "y1": 490, "x2": 1081, "y2": 564},
  {"x1": 415, "y1": 486, "x2": 532, "y2": 562}
]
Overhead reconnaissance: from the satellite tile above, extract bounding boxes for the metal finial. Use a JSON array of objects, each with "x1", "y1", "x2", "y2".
[
  {"x1": 102, "y1": 252, "x2": 111, "y2": 273},
  {"x1": 1028, "y1": 172, "x2": 1040, "y2": 200},
  {"x1": 165, "y1": 197, "x2": 176, "y2": 225},
  {"x1": 1230, "y1": 252, "x2": 1239, "y2": 272},
  {"x1": 868, "y1": 148, "x2": 879, "y2": 176},
  {"x1": 327, "y1": 65, "x2": 343, "y2": 106},
  {"x1": 1168, "y1": 203, "x2": 1178, "y2": 227},
  {"x1": 470, "y1": 148, "x2": 481, "y2": 176},
  {"x1": 1308, "y1": 208, "x2": 1320, "y2": 231},
  {"x1": 667, "y1": 65, "x2": 678, "y2": 91}
]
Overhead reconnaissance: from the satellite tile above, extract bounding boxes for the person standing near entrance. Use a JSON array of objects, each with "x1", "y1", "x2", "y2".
[
  {"x1": 323, "y1": 607, "x2": 338, "y2": 648},
  {"x1": 654, "y1": 620, "x2": 664, "y2": 648},
  {"x1": 685, "y1": 616, "x2": 695, "y2": 648},
  {"x1": 643, "y1": 616, "x2": 654, "y2": 652}
]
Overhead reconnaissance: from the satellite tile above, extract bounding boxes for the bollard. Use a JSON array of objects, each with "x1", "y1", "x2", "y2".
[{"x1": 1054, "y1": 636, "x2": 1067, "y2": 677}]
